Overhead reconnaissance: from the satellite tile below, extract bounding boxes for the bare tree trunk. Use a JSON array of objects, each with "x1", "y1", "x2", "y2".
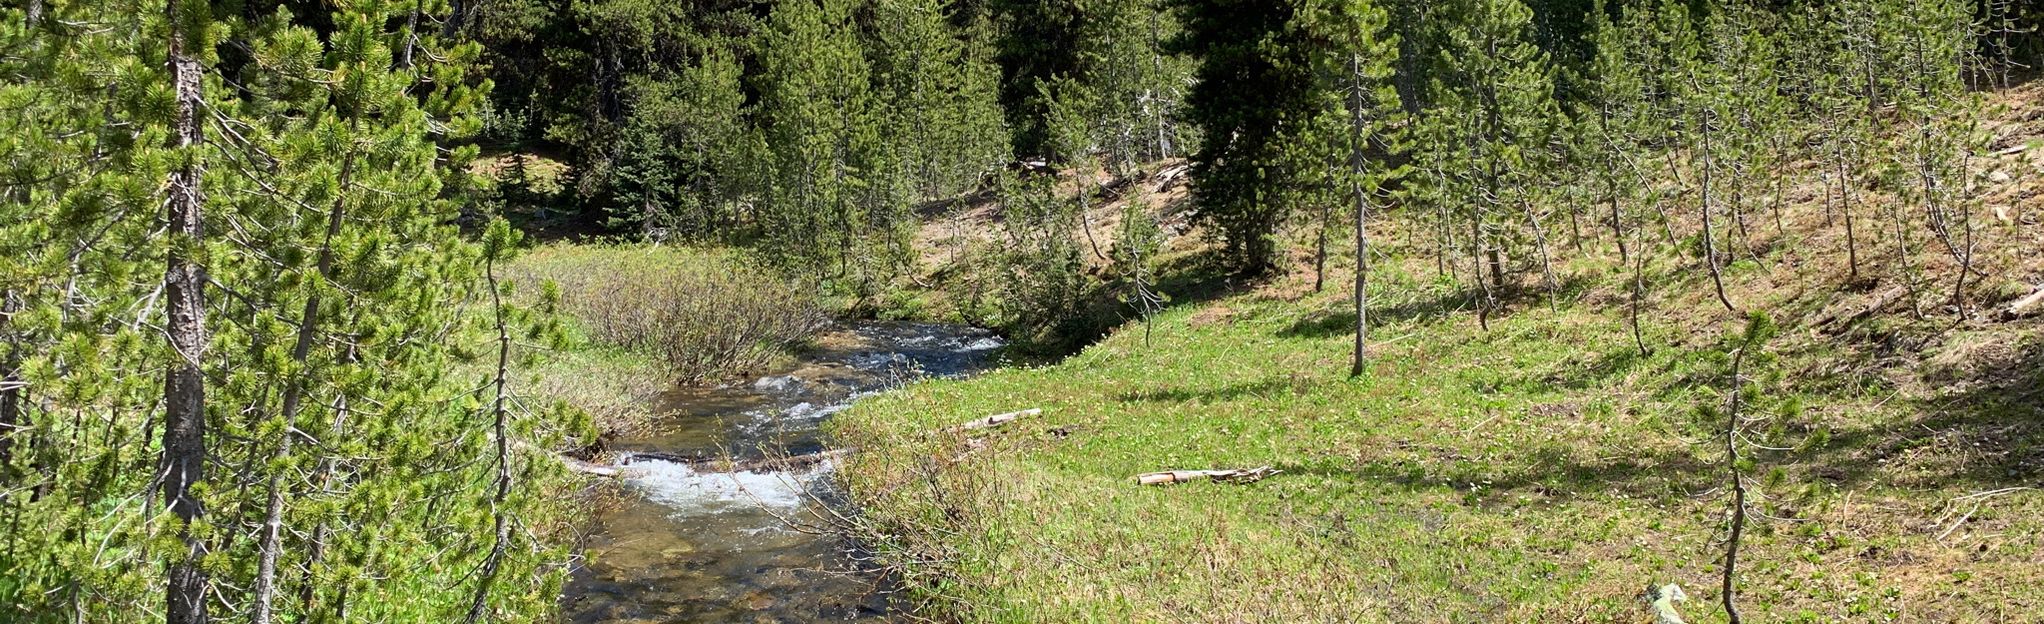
[
  {"x1": 1149, "y1": 11, "x2": 1172, "y2": 160},
  {"x1": 1519, "y1": 197, "x2": 1560, "y2": 309},
  {"x1": 1629, "y1": 227, "x2": 1650, "y2": 358},
  {"x1": 0, "y1": 291, "x2": 19, "y2": 468},
  {"x1": 1596, "y1": 106, "x2": 1630, "y2": 264},
  {"x1": 1472, "y1": 209, "x2": 1495, "y2": 332},
  {"x1": 1695, "y1": 102, "x2": 1737, "y2": 314},
  {"x1": 1435, "y1": 197, "x2": 1451, "y2": 279},
  {"x1": 464, "y1": 248, "x2": 518, "y2": 624},
  {"x1": 1721, "y1": 339, "x2": 1752, "y2": 624},
  {"x1": 1565, "y1": 193, "x2": 1585, "y2": 256},
  {"x1": 295, "y1": 393, "x2": 346, "y2": 615},
  {"x1": 1606, "y1": 175, "x2": 1628, "y2": 264},
  {"x1": 442, "y1": 0, "x2": 465, "y2": 38},
  {"x1": 1314, "y1": 198, "x2": 1330, "y2": 294},
  {"x1": 1834, "y1": 145, "x2": 1860, "y2": 280},
  {"x1": 1346, "y1": 53, "x2": 1369, "y2": 378},
  {"x1": 396, "y1": 0, "x2": 422, "y2": 70},
  {"x1": 163, "y1": 2, "x2": 211, "y2": 621},
  {"x1": 1078, "y1": 178, "x2": 1108, "y2": 262}
]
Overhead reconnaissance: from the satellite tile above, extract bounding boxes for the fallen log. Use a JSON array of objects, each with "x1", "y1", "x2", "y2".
[
  {"x1": 558, "y1": 456, "x2": 624, "y2": 478},
  {"x1": 1132, "y1": 466, "x2": 1278, "y2": 486},
  {"x1": 514, "y1": 439, "x2": 629, "y2": 478},
  {"x1": 621, "y1": 448, "x2": 852, "y2": 473},
  {"x1": 947, "y1": 408, "x2": 1041, "y2": 433},
  {"x1": 2001, "y1": 284, "x2": 2044, "y2": 320}
]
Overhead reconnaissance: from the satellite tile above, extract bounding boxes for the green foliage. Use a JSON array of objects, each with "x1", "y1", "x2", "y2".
[
  {"x1": 1168, "y1": 0, "x2": 1323, "y2": 272},
  {"x1": 987, "y1": 173, "x2": 1093, "y2": 346},
  {"x1": 499, "y1": 245, "x2": 830, "y2": 383},
  {"x1": 0, "y1": 1, "x2": 583, "y2": 621}
]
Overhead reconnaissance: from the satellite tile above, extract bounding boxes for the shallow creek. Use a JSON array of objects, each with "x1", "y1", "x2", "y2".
[{"x1": 559, "y1": 321, "x2": 1003, "y2": 623}]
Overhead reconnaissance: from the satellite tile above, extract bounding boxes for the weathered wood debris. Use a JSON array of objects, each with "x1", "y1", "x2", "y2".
[
  {"x1": 1132, "y1": 466, "x2": 1278, "y2": 486},
  {"x1": 946, "y1": 408, "x2": 1041, "y2": 433}
]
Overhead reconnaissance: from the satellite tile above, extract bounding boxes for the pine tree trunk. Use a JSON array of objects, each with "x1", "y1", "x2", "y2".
[
  {"x1": 465, "y1": 249, "x2": 518, "y2": 624},
  {"x1": 1629, "y1": 226, "x2": 1650, "y2": 358},
  {"x1": 1695, "y1": 101, "x2": 1736, "y2": 314},
  {"x1": 1721, "y1": 340, "x2": 1752, "y2": 624},
  {"x1": 397, "y1": 0, "x2": 422, "y2": 70},
  {"x1": 254, "y1": 126, "x2": 357, "y2": 624},
  {"x1": 163, "y1": 2, "x2": 211, "y2": 620},
  {"x1": 1834, "y1": 145, "x2": 1860, "y2": 280},
  {"x1": 1314, "y1": 199, "x2": 1330, "y2": 294},
  {"x1": 1347, "y1": 53, "x2": 1369, "y2": 378},
  {"x1": 0, "y1": 290, "x2": 18, "y2": 468}
]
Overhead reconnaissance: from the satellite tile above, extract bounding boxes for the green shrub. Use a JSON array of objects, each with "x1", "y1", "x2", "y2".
[{"x1": 504, "y1": 245, "x2": 830, "y2": 383}]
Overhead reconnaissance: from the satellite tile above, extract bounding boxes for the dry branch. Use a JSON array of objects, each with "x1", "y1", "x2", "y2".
[
  {"x1": 947, "y1": 408, "x2": 1041, "y2": 433},
  {"x1": 1132, "y1": 466, "x2": 1278, "y2": 486}
]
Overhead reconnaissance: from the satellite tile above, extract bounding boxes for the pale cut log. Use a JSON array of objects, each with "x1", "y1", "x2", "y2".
[
  {"x1": 515, "y1": 440, "x2": 629, "y2": 477},
  {"x1": 2002, "y1": 284, "x2": 2044, "y2": 319},
  {"x1": 559, "y1": 456, "x2": 623, "y2": 477},
  {"x1": 1133, "y1": 466, "x2": 1278, "y2": 486},
  {"x1": 948, "y1": 408, "x2": 1041, "y2": 432}
]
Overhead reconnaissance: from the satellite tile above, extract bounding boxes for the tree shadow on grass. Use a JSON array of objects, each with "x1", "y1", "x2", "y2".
[
  {"x1": 1275, "y1": 273, "x2": 1600, "y2": 340},
  {"x1": 1277, "y1": 289, "x2": 1480, "y2": 339},
  {"x1": 1117, "y1": 375, "x2": 1314, "y2": 404},
  {"x1": 1783, "y1": 330, "x2": 2044, "y2": 489},
  {"x1": 1015, "y1": 248, "x2": 1253, "y2": 358},
  {"x1": 1272, "y1": 443, "x2": 1717, "y2": 504}
]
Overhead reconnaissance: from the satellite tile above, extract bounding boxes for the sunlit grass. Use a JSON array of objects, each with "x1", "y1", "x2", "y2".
[{"x1": 834, "y1": 236, "x2": 2044, "y2": 622}]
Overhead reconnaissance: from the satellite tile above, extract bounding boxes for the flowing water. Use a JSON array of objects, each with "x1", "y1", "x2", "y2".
[{"x1": 560, "y1": 321, "x2": 1004, "y2": 623}]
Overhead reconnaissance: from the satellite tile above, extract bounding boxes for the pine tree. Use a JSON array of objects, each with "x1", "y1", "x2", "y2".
[
  {"x1": 757, "y1": 0, "x2": 884, "y2": 281},
  {"x1": 1297, "y1": 0, "x2": 1404, "y2": 376},
  {"x1": 1168, "y1": 0, "x2": 1321, "y2": 273},
  {"x1": 1421, "y1": 0, "x2": 1560, "y2": 320},
  {"x1": 1, "y1": 2, "x2": 584, "y2": 622}
]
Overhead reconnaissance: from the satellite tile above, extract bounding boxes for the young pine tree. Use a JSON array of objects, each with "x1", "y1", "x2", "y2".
[{"x1": 1297, "y1": 0, "x2": 1405, "y2": 377}]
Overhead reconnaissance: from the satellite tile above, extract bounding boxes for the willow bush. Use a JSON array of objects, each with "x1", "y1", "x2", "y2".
[{"x1": 503, "y1": 245, "x2": 830, "y2": 383}]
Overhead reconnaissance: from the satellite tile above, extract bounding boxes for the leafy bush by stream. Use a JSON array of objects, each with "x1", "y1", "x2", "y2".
[{"x1": 503, "y1": 245, "x2": 831, "y2": 383}]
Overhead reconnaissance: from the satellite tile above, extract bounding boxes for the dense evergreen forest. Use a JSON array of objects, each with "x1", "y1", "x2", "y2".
[{"x1": 2, "y1": 0, "x2": 2041, "y2": 621}]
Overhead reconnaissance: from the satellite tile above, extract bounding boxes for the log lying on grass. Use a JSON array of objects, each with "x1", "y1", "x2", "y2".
[
  {"x1": 1812, "y1": 286, "x2": 1905, "y2": 332},
  {"x1": 2002, "y1": 284, "x2": 2044, "y2": 320},
  {"x1": 1132, "y1": 466, "x2": 1279, "y2": 486},
  {"x1": 622, "y1": 448, "x2": 852, "y2": 473},
  {"x1": 946, "y1": 408, "x2": 1041, "y2": 433}
]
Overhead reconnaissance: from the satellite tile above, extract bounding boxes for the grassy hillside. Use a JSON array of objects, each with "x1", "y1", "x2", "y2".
[{"x1": 832, "y1": 87, "x2": 2044, "y2": 621}]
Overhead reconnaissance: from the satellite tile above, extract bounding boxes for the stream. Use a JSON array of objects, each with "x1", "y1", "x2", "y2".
[{"x1": 559, "y1": 321, "x2": 1004, "y2": 623}]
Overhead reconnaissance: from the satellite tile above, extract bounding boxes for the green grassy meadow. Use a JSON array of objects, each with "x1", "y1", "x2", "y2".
[{"x1": 834, "y1": 242, "x2": 2044, "y2": 622}]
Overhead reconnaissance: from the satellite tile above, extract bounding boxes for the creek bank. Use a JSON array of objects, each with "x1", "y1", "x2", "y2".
[{"x1": 558, "y1": 321, "x2": 1003, "y2": 623}]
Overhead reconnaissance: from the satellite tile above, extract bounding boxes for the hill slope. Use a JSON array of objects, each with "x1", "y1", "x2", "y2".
[{"x1": 832, "y1": 82, "x2": 2044, "y2": 622}]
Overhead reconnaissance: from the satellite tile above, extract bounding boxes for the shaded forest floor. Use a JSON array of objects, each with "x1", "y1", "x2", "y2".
[{"x1": 828, "y1": 82, "x2": 2044, "y2": 621}]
